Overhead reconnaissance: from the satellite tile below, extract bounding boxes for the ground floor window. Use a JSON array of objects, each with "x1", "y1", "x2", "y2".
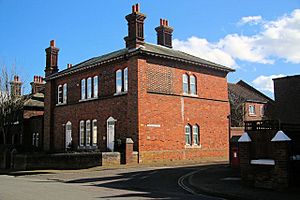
[
  {"x1": 185, "y1": 124, "x2": 200, "y2": 146},
  {"x1": 79, "y1": 119, "x2": 98, "y2": 147},
  {"x1": 32, "y1": 133, "x2": 39, "y2": 147}
]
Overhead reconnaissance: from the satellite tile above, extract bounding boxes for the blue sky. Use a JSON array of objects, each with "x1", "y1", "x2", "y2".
[{"x1": 0, "y1": 0, "x2": 299, "y2": 97}]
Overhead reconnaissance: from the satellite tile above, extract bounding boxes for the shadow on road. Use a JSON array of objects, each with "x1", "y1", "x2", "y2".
[{"x1": 66, "y1": 164, "x2": 226, "y2": 200}]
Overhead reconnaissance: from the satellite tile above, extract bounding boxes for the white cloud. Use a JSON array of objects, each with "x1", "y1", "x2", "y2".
[
  {"x1": 252, "y1": 74, "x2": 286, "y2": 92},
  {"x1": 173, "y1": 9, "x2": 300, "y2": 67},
  {"x1": 239, "y1": 16, "x2": 262, "y2": 25},
  {"x1": 173, "y1": 37, "x2": 237, "y2": 68}
]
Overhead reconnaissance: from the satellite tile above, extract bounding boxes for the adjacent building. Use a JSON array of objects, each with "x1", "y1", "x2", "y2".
[{"x1": 43, "y1": 4, "x2": 234, "y2": 163}]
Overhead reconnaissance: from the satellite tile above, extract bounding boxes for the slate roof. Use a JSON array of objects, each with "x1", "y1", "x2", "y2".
[
  {"x1": 228, "y1": 80, "x2": 273, "y2": 103},
  {"x1": 47, "y1": 43, "x2": 234, "y2": 80},
  {"x1": 24, "y1": 93, "x2": 44, "y2": 108}
]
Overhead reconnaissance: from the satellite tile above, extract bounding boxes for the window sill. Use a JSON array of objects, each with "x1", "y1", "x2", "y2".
[
  {"x1": 114, "y1": 91, "x2": 128, "y2": 96},
  {"x1": 79, "y1": 97, "x2": 98, "y2": 103},
  {"x1": 78, "y1": 145, "x2": 98, "y2": 150},
  {"x1": 182, "y1": 93, "x2": 198, "y2": 98},
  {"x1": 56, "y1": 102, "x2": 67, "y2": 106},
  {"x1": 185, "y1": 144, "x2": 202, "y2": 148},
  {"x1": 249, "y1": 113, "x2": 257, "y2": 116}
]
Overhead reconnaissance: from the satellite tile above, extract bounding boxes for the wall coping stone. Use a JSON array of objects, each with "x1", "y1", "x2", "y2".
[
  {"x1": 271, "y1": 130, "x2": 291, "y2": 142},
  {"x1": 238, "y1": 132, "x2": 252, "y2": 143}
]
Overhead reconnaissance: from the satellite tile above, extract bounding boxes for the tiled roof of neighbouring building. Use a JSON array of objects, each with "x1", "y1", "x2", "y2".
[
  {"x1": 46, "y1": 43, "x2": 234, "y2": 80},
  {"x1": 228, "y1": 80, "x2": 274, "y2": 103}
]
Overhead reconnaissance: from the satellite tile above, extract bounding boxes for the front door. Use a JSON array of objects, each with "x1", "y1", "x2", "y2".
[
  {"x1": 65, "y1": 121, "x2": 72, "y2": 150},
  {"x1": 107, "y1": 117, "x2": 116, "y2": 151}
]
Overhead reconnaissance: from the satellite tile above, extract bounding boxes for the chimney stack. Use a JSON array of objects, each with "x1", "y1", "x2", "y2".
[
  {"x1": 67, "y1": 63, "x2": 72, "y2": 69},
  {"x1": 124, "y1": 3, "x2": 146, "y2": 49},
  {"x1": 155, "y1": 18, "x2": 173, "y2": 48},
  {"x1": 31, "y1": 75, "x2": 45, "y2": 94},
  {"x1": 10, "y1": 75, "x2": 22, "y2": 96},
  {"x1": 45, "y1": 40, "x2": 59, "y2": 77}
]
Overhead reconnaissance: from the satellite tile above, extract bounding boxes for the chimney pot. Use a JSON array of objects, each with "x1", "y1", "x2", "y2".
[
  {"x1": 50, "y1": 40, "x2": 55, "y2": 47},
  {"x1": 136, "y1": 3, "x2": 140, "y2": 12},
  {"x1": 67, "y1": 63, "x2": 72, "y2": 69}
]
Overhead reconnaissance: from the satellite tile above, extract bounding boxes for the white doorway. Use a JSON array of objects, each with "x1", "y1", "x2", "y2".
[
  {"x1": 107, "y1": 117, "x2": 116, "y2": 151},
  {"x1": 65, "y1": 121, "x2": 72, "y2": 150}
]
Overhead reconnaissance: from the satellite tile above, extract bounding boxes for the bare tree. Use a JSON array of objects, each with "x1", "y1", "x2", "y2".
[
  {"x1": 228, "y1": 89, "x2": 245, "y2": 127},
  {"x1": 0, "y1": 66, "x2": 26, "y2": 145}
]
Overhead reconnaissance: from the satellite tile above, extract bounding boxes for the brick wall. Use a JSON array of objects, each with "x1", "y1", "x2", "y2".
[
  {"x1": 274, "y1": 75, "x2": 300, "y2": 124},
  {"x1": 137, "y1": 57, "x2": 230, "y2": 162},
  {"x1": 244, "y1": 102, "x2": 265, "y2": 122}
]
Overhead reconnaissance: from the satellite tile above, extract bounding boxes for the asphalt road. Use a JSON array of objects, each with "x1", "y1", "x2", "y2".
[{"x1": 0, "y1": 164, "x2": 224, "y2": 200}]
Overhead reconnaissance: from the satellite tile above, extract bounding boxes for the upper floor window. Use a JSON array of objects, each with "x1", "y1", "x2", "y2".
[
  {"x1": 81, "y1": 79, "x2": 86, "y2": 100},
  {"x1": 57, "y1": 84, "x2": 67, "y2": 104},
  {"x1": 115, "y1": 67, "x2": 128, "y2": 94},
  {"x1": 183, "y1": 74, "x2": 189, "y2": 94},
  {"x1": 190, "y1": 75, "x2": 196, "y2": 95},
  {"x1": 124, "y1": 68, "x2": 128, "y2": 92},
  {"x1": 116, "y1": 69, "x2": 122, "y2": 93},
  {"x1": 182, "y1": 73, "x2": 197, "y2": 95},
  {"x1": 249, "y1": 105, "x2": 256, "y2": 115},
  {"x1": 87, "y1": 77, "x2": 92, "y2": 99},
  {"x1": 81, "y1": 76, "x2": 98, "y2": 100},
  {"x1": 93, "y1": 76, "x2": 98, "y2": 98}
]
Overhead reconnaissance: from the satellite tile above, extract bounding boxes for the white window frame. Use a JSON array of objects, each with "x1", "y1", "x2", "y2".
[
  {"x1": 35, "y1": 133, "x2": 39, "y2": 147},
  {"x1": 86, "y1": 120, "x2": 91, "y2": 146},
  {"x1": 63, "y1": 83, "x2": 67, "y2": 103},
  {"x1": 87, "y1": 77, "x2": 92, "y2": 99},
  {"x1": 57, "y1": 85, "x2": 63, "y2": 104},
  {"x1": 124, "y1": 67, "x2": 128, "y2": 92},
  {"x1": 32, "y1": 133, "x2": 36, "y2": 146},
  {"x1": 190, "y1": 75, "x2": 196, "y2": 95},
  {"x1": 193, "y1": 125, "x2": 199, "y2": 145},
  {"x1": 79, "y1": 120, "x2": 85, "y2": 146},
  {"x1": 93, "y1": 76, "x2": 98, "y2": 98},
  {"x1": 249, "y1": 105, "x2": 256, "y2": 115},
  {"x1": 185, "y1": 125, "x2": 192, "y2": 145},
  {"x1": 183, "y1": 74, "x2": 189, "y2": 94},
  {"x1": 81, "y1": 79, "x2": 86, "y2": 100},
  {"x1": 116, "y1": 69, "x2": 122, "y2": 93},
  {"x1": 92, "y1": 119, "x2": 97, "y2": 146}
]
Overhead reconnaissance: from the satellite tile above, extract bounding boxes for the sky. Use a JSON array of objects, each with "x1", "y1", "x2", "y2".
[{"x1": 0, "y1": 0, "x2": 299, "y2": 98}]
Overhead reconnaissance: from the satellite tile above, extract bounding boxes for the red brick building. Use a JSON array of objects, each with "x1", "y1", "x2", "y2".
[
  {"x1": 43, "y1": 4, "x2": 234, "y2": 163},
  {"x1": 228, "y1": 80, "x2": 274, "y2": 132}
]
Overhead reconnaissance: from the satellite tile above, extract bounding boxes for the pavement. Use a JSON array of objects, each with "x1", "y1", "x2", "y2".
[{"x1": 186, "y1": 164, "x2": 300, "y2": 200}]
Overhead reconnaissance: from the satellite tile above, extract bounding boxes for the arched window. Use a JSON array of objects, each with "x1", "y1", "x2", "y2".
[
  {"x1": 92, "y1": 119, "x2": 97, "y2": 146},
  {"x1": 116, "y1": 69, "x2": 122, "y2": 93},
  {"x1": 86, "y1": 120, "x2": 91, "y2": 146},
  {"x1": 183, "y1": 74, "x2": 189, "y2": 94},
  {"x1": 79, "y1": 120, "x2": 85, "y2": 146},
  {"x1": 193, "y1": 125, "x2": 199, "y2": 145},
  {"x1": 66, "y1": 121, "x2": 72, "y2": 149},
  {"x1": 190, "y1": 75, "x2": 196, "y2": 95},
  {"x1": 185, "y1": 125, "x2": 192, "y2": 145}
]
